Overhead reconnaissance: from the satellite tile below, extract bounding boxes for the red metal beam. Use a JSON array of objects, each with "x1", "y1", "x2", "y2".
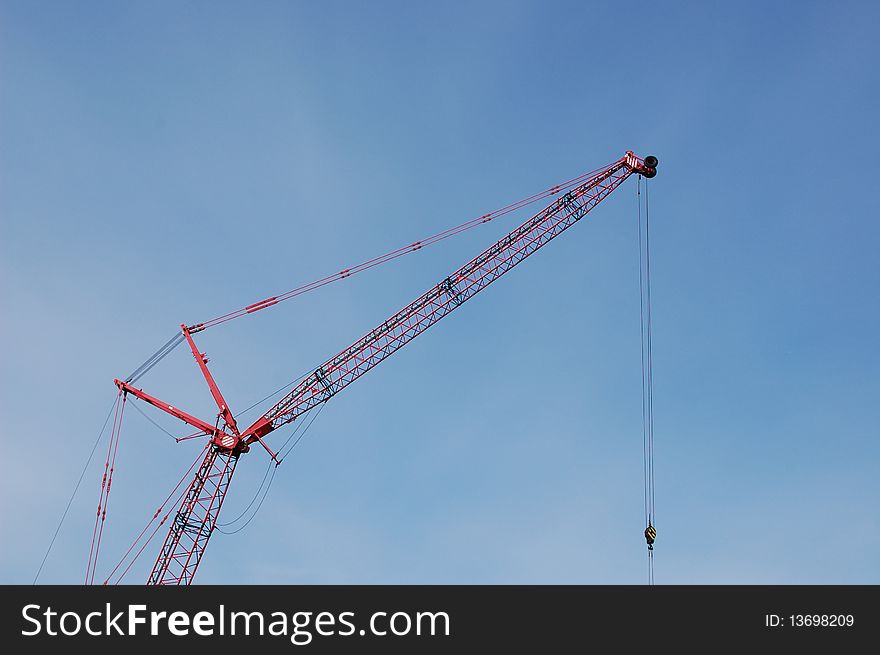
[{"x1": 181, "y1": 324, "x2": 240, "y2": 437}]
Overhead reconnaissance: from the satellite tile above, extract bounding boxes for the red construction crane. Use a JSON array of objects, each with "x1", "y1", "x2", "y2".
[{"x1": 109, "y1": 151, "x2": 658, "y2": 585}]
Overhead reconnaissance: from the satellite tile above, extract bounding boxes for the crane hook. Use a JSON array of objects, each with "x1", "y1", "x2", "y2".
[{"x1": 644, "y1": 524, "x2": 657, "y2": 550}]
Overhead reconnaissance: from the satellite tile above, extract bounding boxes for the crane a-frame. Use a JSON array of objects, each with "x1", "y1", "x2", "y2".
[{"x1": 107, "y1": 151, "x2": 658, "y2": 585}]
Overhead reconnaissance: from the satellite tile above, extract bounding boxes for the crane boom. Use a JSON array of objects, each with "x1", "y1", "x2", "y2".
[{"x1": 139, "y1": 151, "x2": 656, "y2": 584}]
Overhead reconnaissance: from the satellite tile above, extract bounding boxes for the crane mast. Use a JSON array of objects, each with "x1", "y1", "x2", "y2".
[{"x1": 114, "y1": 151, "x2": 657, "y2": 584}]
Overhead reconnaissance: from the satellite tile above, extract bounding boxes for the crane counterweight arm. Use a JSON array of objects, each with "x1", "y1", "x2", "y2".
[{"x1": 241, "y1": 152, "x2": 656, "y2": 445}]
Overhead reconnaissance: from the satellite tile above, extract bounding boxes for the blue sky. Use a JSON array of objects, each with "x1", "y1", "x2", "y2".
[{"x1": 1, "y1": 1, "x2": 877, "y2": 585}]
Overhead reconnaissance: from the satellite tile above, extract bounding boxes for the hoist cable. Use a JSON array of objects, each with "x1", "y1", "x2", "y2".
[
  {"x1": 646, "y1": 179, "x2": 656, "y2": 525},
  {"x1": 86, "y1": 392, "x2": 127, "y2": 585},
  {"x1": 278, "y1": 401, "x2": 327, "y2": 461},
  {"x1": 129, "y1": 398, "x2": 181, "y2": 441},
  {"x1": 215, "y1": 466, "x2": 278, "y2": 535},
  {"x1": 217, "y1": 402, "x2": 318, "y2": 527},
  {"x1": 237, "y1": 369, "x2": 314, "y2": 418},
  {"x1": 85, "y1": 392, "x2": 123, "y2": 583},
  {"x1": 33, "y1": 396, "x2": 119, "y2": 584},
  {"x1": 190, "y1": 163, "x2": 618, "y2": 333},
  {"x1": 120, "y1": 162, "x2": 623, "y2": 390},
  {"x1": 91, "y1": 393, "x2": 127, "y2": 585},
  {"x1": 125, "y1": 332, "x2": 185, "y2": 384},
  {"x1": 216, "y1": 402, "x2": 326, "y2": 535},
  {"x1": 638, "y1": 177, "x2": 649, "y2": 528},
  {"x1": 638, "y1": 174, "x2": 657, "y2": 585},
  {"x1": 216, "y1": 459, "x2": 274, "y2": 528}
]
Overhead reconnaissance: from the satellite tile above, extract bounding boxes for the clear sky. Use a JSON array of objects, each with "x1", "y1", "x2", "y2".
[{"x1": 1, "y1": 1, "x2": 877, "y2": 585}]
